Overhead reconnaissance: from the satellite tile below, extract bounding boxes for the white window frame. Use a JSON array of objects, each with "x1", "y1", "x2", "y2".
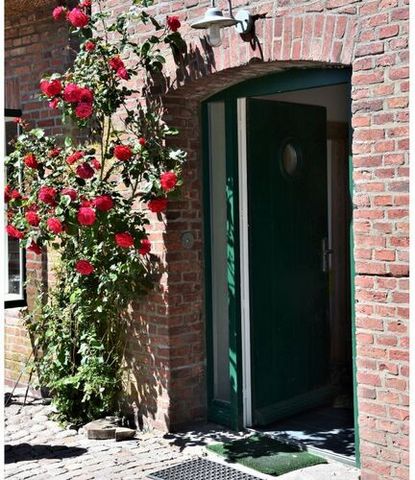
[{"x1": 5, "y1": 109, "x2": 26, "y2": 308}]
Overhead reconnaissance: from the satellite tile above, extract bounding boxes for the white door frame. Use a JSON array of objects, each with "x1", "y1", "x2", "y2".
[{"x1": 237, "y1": 97, "x2": 253, "y2": 428}]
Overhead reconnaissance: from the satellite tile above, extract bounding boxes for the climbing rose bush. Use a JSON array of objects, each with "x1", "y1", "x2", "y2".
[{"x1": 5, "y1": 0, "x2": 187, "y2": 424}]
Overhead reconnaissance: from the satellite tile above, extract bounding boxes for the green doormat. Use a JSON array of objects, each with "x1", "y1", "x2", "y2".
[{"x1": 206, "y1": 434, "x2": 327, "y2": 477}]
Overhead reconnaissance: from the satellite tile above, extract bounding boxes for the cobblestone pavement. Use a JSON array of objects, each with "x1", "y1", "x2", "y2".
[
  {"x1": 5, "y1": 394, "x2": 360, "y2": 480},
  {"x1": 5, "y1": 396, "x2": 196, "y2": 480}
]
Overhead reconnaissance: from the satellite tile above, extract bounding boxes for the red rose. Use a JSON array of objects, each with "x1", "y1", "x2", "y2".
[
  {"x1": 25, "y1": 211, "x2": 40, "y2": 226},
  {"x1": 49, "y1": 98, "x2": 60, "y2": 109},
  {"x1": 91, "y1": 158, "x2": 101, "y2": 170},
  {"x1": 93, "y1": 195, "x2": 113, "y2": 212},
  {"x1": 108, "y1": 56, "x2": 124, "y2": 71},
  {"x1": 108, "y1": 57, "x2": 130, "y2": 80},
  {"x1": 139, "y1": 238, "x2": 151, "y2": 255},
  {"x1": 24, "y1": 153, "x2": 39, "y2": 169},
  {"x1": 5, "y1": 186, "x2": 21, "y2": 202},
  {"x1": 79, "y1": 87, "x2": 94, "y2": 104},
  {"x1": 117, "y1": 67, "x2": 129, "y2": 80},
  {"x1": 138, "y1": 137, "x2": 147, "y2": 146},
  {"x1": 77, "y1": 207, "x2": 96, "y2": 226},
  {"x1": 167, "y1": 16, "x2": 181, "y2": 32},
  {"x1": 76, "y1": 163, "x2": 94, "y2": 179},
  {"x1": 4, "y1": 186, "x2": 11, "y2": 203},
  {"x1": 52, "y1": 6, "x2": 66, "y2": 20},
  {"x1": 115, "y1": 232, "x2": 135, "y2": 248},
  {"x1": 67, "y1": 8, "x2": 89, "y2": 28},
  {"x1": 75, "y1": 259, "x2": 94, "y2": 275},
  {"x1": 6, "y1": 225, "x2": 25, "y2": 239},
  {"x1": 48, "y1": 148, "x2": 62, "y2": 158},
  {"x1": 47, "y1": 217, "x2": 64, "y2": 234},
  {"x1": 61, "y1": 188, "x2": 77, "y2": 201},
  {"x1": 4, "y1": 185, "x2": 11, "y2": 202},
  {"x1": 160, "y1": 171, "x2": 178, "y2": 192},
  {"x1": 84, "y1": 41, "x2": 95, "y2": 51},
  {"x1": 66, "y1": 151, "x2": 84, "y2": 165},
  {"x1": 11, "y1": 189, "x2": 22, "y2": 200},
  {"x1": 13, "y1": 117, "x2": 22, "y2": 124},
  {"x1": 114, "y1": 144, "x2": 132, "y2": 161},
  {"x1": 148, "y1": 198, "x2": 168, "y2": 213},
  {"x1": 79, "y1": 0, "x2": 92, "y2": 8},
  {"x1": 75, "y1": 102, "x2": 93, "y2": 119},
  {"x1": 81, "y1": 200, "x2": 92, "y2": 207},
  {"x1": 40, "y1": 79, "x2": 63, "y2": 97},
  {"x1": 48, "y1": 79, "x2": 63, "y2": 96},
  {"x1": 63, "y1": 83, "x2": 82, "y2": 103},
  {"x1": 27, "y1": 241, "x2": 42, "y2": 255},
  {"x1": 39, "y1": 186, "x2": 57, "y2": 205}
]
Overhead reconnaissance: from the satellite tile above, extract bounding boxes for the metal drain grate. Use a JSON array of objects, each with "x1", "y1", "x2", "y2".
[{"x1": 148, "y1": 457, "x2": 260, "y2": 480}]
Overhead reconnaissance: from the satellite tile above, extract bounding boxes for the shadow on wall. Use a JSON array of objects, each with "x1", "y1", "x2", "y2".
[
  {"x1": 147, "y1": 40, "x2": 217, "y2": 96},
  {"x1": 177, "y1": 40, "x2": 216, "y2": 83},
  {"x1": 121, "y1": 254, "x2": 170, "y2": 431}
]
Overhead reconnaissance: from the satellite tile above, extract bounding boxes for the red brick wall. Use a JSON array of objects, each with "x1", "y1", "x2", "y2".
[
  {"x1": 5, "y1": 1, "x2": 409, "y2": 478},
  {"x1": 114, "y1": 1, "x2": 408, "y2": 478},
  {"x1": 4, "y1": 5, "x2": 74, "y2": 387}
]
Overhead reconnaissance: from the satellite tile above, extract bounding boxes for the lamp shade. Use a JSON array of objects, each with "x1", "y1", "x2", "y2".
[{"x1": 191, "y1": 7, "x2": 238, "y2": 29}]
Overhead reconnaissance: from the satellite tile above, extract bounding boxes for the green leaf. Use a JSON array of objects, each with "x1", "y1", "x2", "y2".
[
  {"x1": 31, "y1": 128, "x2": 45, "y2": 139},
  {"x1": 141, "y1": 41, "x2": 151, "y2": 56},
  {"x1": 150, "y1": 17, "x2": 163, "y2": 30},
  {"x1": 60, "y1": 195, "x2": 72, "y2": 207}
]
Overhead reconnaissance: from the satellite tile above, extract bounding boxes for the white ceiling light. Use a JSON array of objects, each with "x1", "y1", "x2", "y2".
[{"x1": 191, "y1": 0, "x2": 253, "y2": 47}]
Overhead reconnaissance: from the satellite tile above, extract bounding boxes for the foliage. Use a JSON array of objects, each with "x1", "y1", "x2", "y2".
[{"x1": 6, "y1": 0, "x2": 186, "y2": 424}]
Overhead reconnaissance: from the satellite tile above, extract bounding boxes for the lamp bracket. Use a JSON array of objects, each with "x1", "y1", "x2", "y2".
[{"x1": 234, "y1": 9, "x2": 253, "y2": 35}]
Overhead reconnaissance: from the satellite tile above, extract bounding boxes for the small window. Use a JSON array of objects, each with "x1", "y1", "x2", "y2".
[
  {"x1": 5, "y1": 109, "x2": 26, "y2": 308},
  {"x1": 282, "y1": 143, "x2": 298, "y2": 175},
  {"x1": 280, "y1": 140, "x2": 302, "y2": 179}
]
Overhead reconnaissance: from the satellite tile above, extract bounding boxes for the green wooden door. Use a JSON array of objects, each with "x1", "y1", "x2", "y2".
[{"x1": 247, "y1": 99, "x2": 332, "y2": 425}]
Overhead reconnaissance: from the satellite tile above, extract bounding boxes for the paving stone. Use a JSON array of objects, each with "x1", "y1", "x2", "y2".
[
  {"x1": 55, "y1": 429, "x2": 78, "y2": 438},
  {"x1": 115, "y1": 427, "x2": 136, "y2": 441},
  {"x1": 84, "y1": 419, "x2": 118, "y2": 440},
  {"x1": 5, "y1": 400, "x2": 360, "y2": 480},
  {"x1": 30, "y1": 423, "x2": 48, "y2": 433},
  {"x1": 32, "y1": 414, "x2": 49, "y2": 423}
]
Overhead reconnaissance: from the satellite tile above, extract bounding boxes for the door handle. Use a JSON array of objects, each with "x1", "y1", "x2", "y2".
[{"x1": 322, "y1": 237, "x2": 333, "y2": 273}]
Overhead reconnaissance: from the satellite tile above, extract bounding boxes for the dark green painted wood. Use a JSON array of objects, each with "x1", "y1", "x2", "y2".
[
  {"x1": 201, "y1": 102, "x2": 216, "y2": 420},
  {"x1": 247, "y1": 99, "x2": 331, "y2": 425},
  {"x1": 202, "y1": 101, "x2": 234, "y2": 427},
  {"x1": 225, "y1": 97, "x2": 244, "y2": 430},
  {"x1": 202, "y1": 68, "x2": 356, "y2": 442},
  {"x1": 202, "y1": 98, "x2": 242, "y2": 429},
  {"x1": 206, "y1": 68, "x2": 351, "y2": 103}
]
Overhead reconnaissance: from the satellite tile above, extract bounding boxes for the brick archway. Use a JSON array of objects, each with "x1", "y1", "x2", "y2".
[
  {"x1": 161, "y1": 65, "x2": 352, "y2": 431},
  {"x1": 162, "y1": 11, "x2": 357, "y2": 96},
  {"x1": 153, "y1": 6, "x2": 409, "y2": 478}
]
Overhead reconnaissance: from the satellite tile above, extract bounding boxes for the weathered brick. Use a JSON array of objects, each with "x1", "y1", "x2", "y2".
[{"x1": 5, "y1": 2, "x2": 409, "y2": 478}]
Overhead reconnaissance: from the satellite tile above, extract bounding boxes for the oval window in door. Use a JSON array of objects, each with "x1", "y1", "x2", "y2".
[{"x1": 281, "y1": 142, "x2": 301, "y2": 177}]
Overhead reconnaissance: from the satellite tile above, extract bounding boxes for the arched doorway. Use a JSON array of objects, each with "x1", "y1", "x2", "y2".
[{"x1": 202, "y1": 67, "x2": 357, "y2": 464}]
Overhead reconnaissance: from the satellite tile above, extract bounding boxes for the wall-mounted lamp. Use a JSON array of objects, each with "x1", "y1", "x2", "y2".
[{"x1": 191, "y1": 0, "x2": 253, "y2": 47}]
